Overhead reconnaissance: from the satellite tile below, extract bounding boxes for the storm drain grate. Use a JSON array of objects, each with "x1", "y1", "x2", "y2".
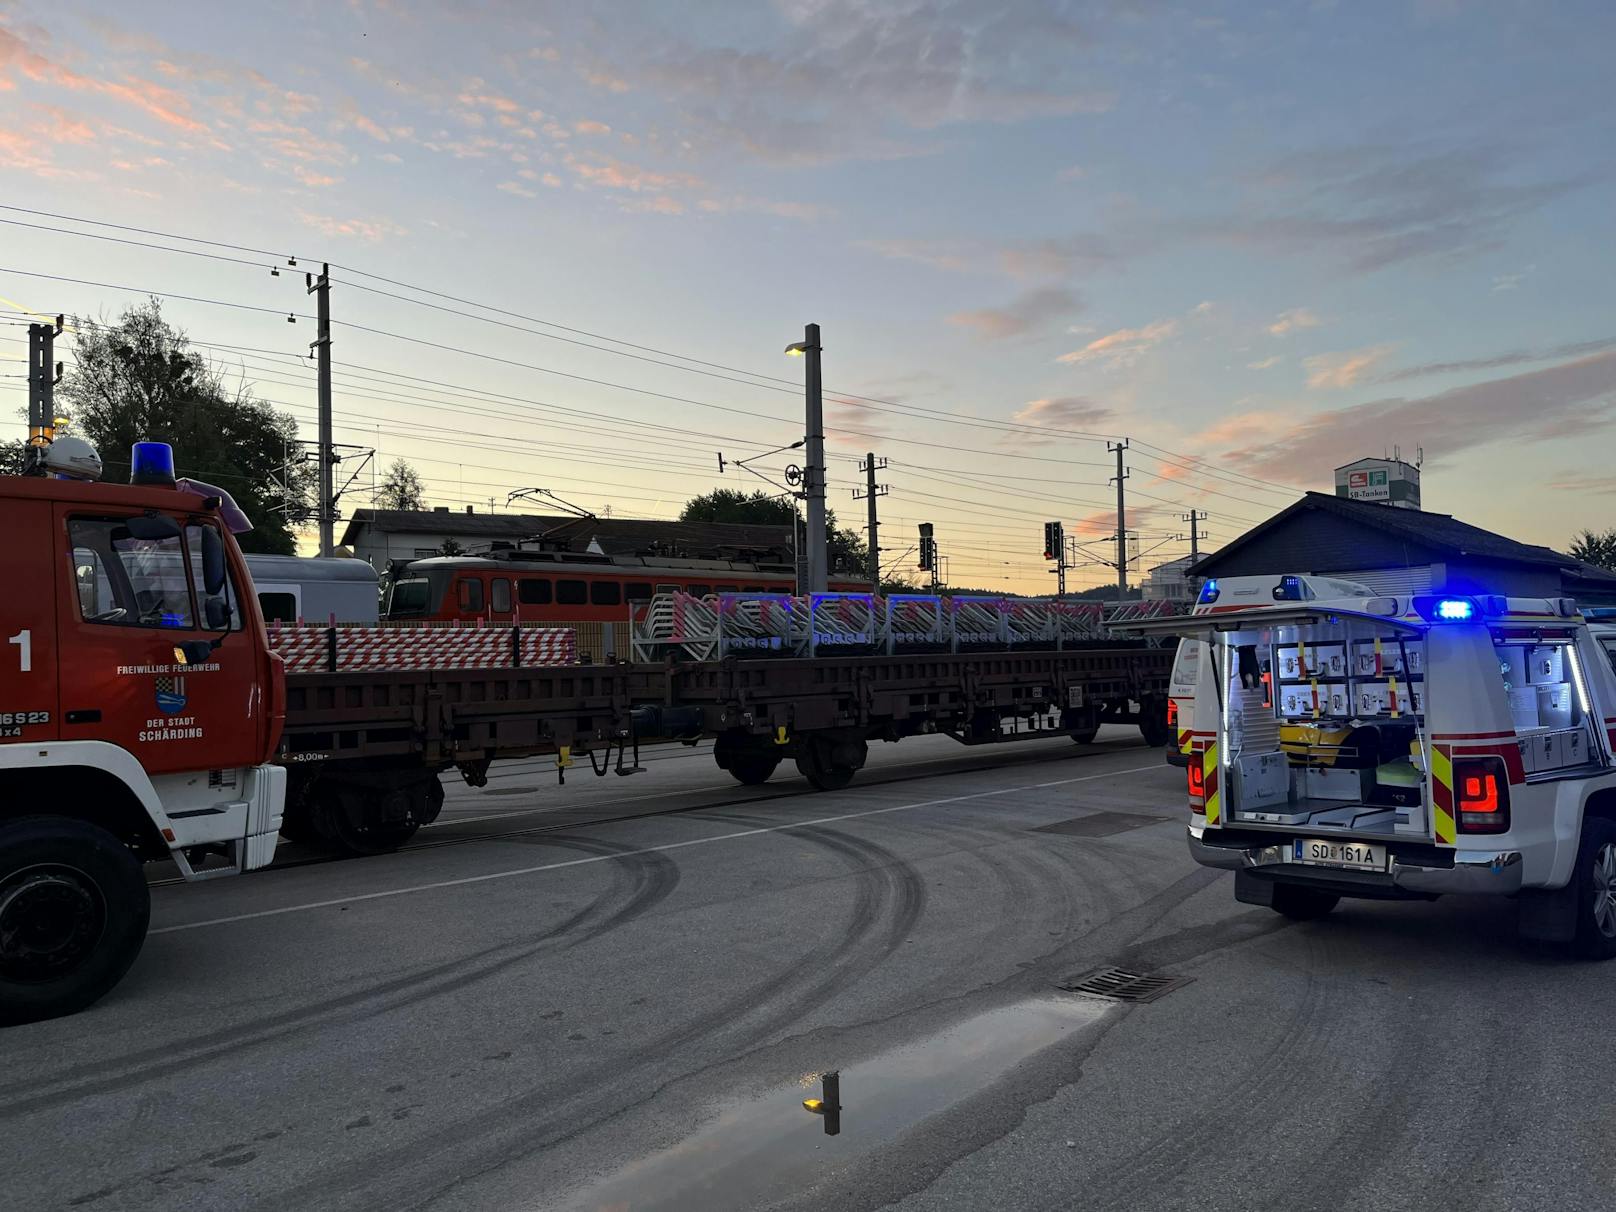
[{"x1": 1059, "y1": 966, "x2": 1194, "y2": 1004}]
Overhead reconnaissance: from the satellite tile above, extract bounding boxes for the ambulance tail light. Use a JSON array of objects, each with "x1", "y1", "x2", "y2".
[
  {"x1": 1455, "y1": 757, "x2": 1510, "y2": 834},
  {"x1": 1187, "y1": 761, "x2": 1206, "y2": 814},
  {"x1": 1166, "y1": 698, "x2": 1179, "y2": 727}
]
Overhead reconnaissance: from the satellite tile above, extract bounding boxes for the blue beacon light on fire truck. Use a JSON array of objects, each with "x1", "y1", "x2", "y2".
[{"x1": 130, "y1": 441, "x2": 177, "y2": 487}]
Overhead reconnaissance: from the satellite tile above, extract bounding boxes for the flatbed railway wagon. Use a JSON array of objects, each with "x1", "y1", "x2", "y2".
[{"x1": 271, "y1": 591, "x2": 1177, "y2": 853}]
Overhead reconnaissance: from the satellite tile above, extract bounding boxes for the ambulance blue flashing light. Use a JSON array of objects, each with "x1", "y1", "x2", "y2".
[
  {"x1": 1272, "y1": 575, "x2": 1306, "y2": 601},
  {"x1": 1198, "y1": 579, "x2": 1220, "y2": 605},
  {"x1": 130, "y1": 441, "x2": 177, "y2": 487},
  {"x1": 1436, "y1": 598, "x2": 1475, "y2": 621}
]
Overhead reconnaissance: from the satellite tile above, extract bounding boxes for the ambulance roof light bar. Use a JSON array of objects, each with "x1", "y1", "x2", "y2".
[{"x1": 1412, "y1": 595, "x2": 1479, "y2": 623}]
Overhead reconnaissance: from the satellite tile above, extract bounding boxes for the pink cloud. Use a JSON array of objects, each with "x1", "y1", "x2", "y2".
[
  {"x1": 696, "y1": 195, "x2": 828, "y2": 221},
  {"x1": 0, "y1": 28, "x2": 209, "y2": 133},
  {"x1": 569, "y1": 154, "x2": 702, "y2": 193},
  {"x1": 350, "y1": 112, "x2": 390, "y2": 143},
  {"x1": 948, "y1": 287, "x2": 1081, "y2": 341},
  {"x1": 33, "y1": 103, "x2": 97, "y2": 144},
  {"x1": 1226, "y1": 350, "x2": 1616, "y2": 482},
  {"x1": 1011, "y1": 396, "x2": 1113, "y2": 429},
  {"x1": 295, "y1": 209, "x2": 406, "y2": 242},
  {"x1": 624, "y1": 195, "x2": 686, "y2": 215},
  {"x1": 1303, "y1": 345, "x2": 1394, "y2": 390},
  {"x1": 292, "y1": 164, "x2": 339, "y2": 187},
  {"x1": 574, "y1": 118, "x2": 612, "y2": 134},
  {"x1": 1189, "y1": 409, "x2": 1296, "y2": 449},
  {"x1": 1267, "y1": 308, "x2": 1320, "y2": 336},
  {"x1": 1057, "y1": 319, "x2": 1178, "y2": 368}
]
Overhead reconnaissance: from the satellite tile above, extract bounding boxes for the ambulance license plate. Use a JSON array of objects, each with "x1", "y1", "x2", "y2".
[{"x1": 1292, "y1": 839, "x2": 1386, "y2": 871}]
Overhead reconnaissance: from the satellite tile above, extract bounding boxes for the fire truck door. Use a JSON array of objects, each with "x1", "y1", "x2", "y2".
[
  {"x1": 1, "y1": 498, "x2": 60, "y2": 743},
  {"x1": 54, "y1": 508, "x2": 263, "y2": 777}
]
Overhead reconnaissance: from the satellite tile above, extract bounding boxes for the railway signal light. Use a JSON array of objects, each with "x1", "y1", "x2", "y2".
[
  {"x1": 918, "y1": 522, "x2": 935, "y2": 571},
  {"x1": 1043, "y1": 520, "x2": 1063, "y2": 561}
]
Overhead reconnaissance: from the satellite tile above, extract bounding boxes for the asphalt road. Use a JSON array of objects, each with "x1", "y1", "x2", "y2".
[{"x1": 5, "y1": 728, "x2": 1615, "y2": 1211}]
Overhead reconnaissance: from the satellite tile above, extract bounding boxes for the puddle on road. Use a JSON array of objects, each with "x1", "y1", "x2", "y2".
[{"x1": 559, "y1": 996, "x2": 1110, "y2": 1212}]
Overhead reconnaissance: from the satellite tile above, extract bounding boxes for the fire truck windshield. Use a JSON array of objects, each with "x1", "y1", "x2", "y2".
[{"x1": 69, "y1": 517, "x2": 197, "y2": 628}]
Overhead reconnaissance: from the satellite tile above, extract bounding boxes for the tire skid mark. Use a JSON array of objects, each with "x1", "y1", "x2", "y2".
[
  {"x1": 248, "y1": 823, "x2": 931, "y2": 1212},
  {"x1": 1076, "y1": 942, "x2": 1338, "y2": 1211},
  {"x1": 0, "y1": 835, "x2": 678, "y2": 1122},
  {"x1": 203, "y1": 740, "x2": 1149, "y2": 885}
]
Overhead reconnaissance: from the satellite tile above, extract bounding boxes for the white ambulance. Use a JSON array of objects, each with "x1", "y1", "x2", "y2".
[{"x1": 1123, "y1": 577, "x2": 1616, "y2": 957}]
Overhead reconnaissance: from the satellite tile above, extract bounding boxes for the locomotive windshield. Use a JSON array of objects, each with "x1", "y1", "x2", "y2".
[{"x1": 387, "y1": 577, "x2": 433, "y2": 617}]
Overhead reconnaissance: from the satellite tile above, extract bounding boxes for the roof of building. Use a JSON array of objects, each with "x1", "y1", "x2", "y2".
[
  {"x1": 1146, "y1": 553, "x2": 1214, "y2": 576},
  {"x1": 340, "y1": 508, "x2": 795, "y2": 558},
  {"x1": 1191, "y1": 492, "x2": 1616, "y2": 585}
]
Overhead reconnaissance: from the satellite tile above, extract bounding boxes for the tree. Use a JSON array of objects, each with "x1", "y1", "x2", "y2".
[
  {"x1": 0, "y1": 437, "x2": 24, "y2": 476},
  {"x1": 375, "y1": 458, "x2": 425, "y2": 511},
  {"x1": 1569, "y1": 528, "x2": 1616, "y2": 572},
  {"x1": 681, "y1": 488, "x2": 868, "y2": 577},
  {"x1": 59, "y1": 299, "x2": 308, "y2": 554},
  {"x1": 437, "y1": 537, "x2": 465, "y2": 557},
  {"x1": 680, "y1": 488, "x2": 794, "y2": 525}
]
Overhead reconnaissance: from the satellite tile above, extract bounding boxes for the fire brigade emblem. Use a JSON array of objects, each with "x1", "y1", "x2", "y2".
[{"x1": 155, "y1": 675, "x2": 188, "y2": 715}]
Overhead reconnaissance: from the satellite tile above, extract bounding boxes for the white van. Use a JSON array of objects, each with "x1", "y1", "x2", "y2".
[{"x1": 1122, "y1": 582, "x2": 1616, "y2": 957}]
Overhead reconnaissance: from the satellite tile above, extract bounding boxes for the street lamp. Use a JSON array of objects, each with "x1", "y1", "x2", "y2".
[{"x1": 785, "y1": 324, "x2": 827, "y2": 593}]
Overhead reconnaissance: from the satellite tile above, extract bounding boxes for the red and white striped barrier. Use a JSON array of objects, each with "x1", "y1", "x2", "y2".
[{"x1": 268, "y1": 625, "x2": 577, "y2": 673}]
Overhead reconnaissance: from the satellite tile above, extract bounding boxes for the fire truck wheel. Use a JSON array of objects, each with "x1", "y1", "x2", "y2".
[
  {"x1": 0, "y1": 817, "x2": 150, "y2": 1026},
  {"x1": 725, "y1": 753, "x2": 781, "y2": 786},
  {"x1": 1571, "y1": 818, "x2": 1616, "y2": 960},
  {"x1": 1267, "y1": 881, "x2": 1339, "y2": 921}
]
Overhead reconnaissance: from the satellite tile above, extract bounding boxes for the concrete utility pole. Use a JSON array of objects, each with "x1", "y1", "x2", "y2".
[
  {"x1": 855, "y1": 452, "x2": 887, "y2": 596},
  {"x1": 1109, "y1": 439, "x2": 1130, "y2": 597},
  {"x1": 308, "y1": 263, "x2": 335, "y2": 557},
  {"x1": 1182, "y1": 509, "x2": 1207, "y2": 564},
  {"x1": 786, "y1": 323, "x2": 827, "y2": 592},
  {"x1": 24, "y1": 319, "x2": 61, "y2": 474}
]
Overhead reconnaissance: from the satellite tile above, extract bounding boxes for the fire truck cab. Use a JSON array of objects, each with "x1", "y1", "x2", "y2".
[
  {"x1": 1124, "y1": 580, "x2": 1616, "y2": 956},
  {"x1": 1, "y1": 442, "x2": 285, "y2": 1024}
]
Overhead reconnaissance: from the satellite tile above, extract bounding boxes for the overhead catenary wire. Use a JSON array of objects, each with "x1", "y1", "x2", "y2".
[{"x1": 3, "y1": 206, "x2": 1302, "y2": 499}]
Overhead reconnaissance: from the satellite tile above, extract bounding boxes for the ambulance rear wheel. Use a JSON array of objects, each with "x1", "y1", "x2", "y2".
[
  {"x1": 1571, "y1": 819, "x2": 1616, "y2": 960},
  {"x1": 1268, "y1": 881, "x2": 1339, "y2": 921},
  {"x1": 0, "y1": 817, "x2": 150, "y2": 1026}
]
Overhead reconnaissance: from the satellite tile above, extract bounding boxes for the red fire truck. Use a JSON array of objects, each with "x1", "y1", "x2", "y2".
[{"x1": 0, "y1": 439, "x2": 286, "y2": 1025}]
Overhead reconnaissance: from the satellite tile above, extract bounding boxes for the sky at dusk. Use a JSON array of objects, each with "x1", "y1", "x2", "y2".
[{"x1": 2, "y1": 0, "x2": 1614, "y2": 592}]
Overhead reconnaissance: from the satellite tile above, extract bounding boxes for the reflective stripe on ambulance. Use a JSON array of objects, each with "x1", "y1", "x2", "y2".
[
  {"x1": 1202, "y1": 741, "x2": 1221, "y2": 826},
  {"x1": 1429, "y1": 744, "x2": 1457, "y2": 845}
]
